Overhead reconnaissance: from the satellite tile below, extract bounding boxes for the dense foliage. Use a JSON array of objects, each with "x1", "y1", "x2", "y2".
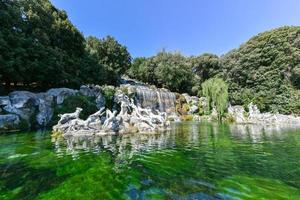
[
  {"x1": 202, "y1": 78, "x2": 228, "y2": 120},
  {"x1": 127, "y1": 51, "x2": 196, "y2": 93},
  {"x1": 0, "y1": 0, "x2": 85, "y2": 89},
  {"x1": 1, "y1": 0, "x2": 299, "y2": 115},
  {"x1": 100, "y1": 85, "x2": 116, "y2": 109},
  {"x1": 51, "y1": 95, "x2": 98, "y2": 126},
  {"x1": 0, "y1": 0, "x2": 130, "y2": 92},
  {"x1": 191, "y1": 53, "x2": 221, "y2": 82},
  {"x1": 128, "y1": 27, "x2": 300, "y2": 114},
  {"x1": 85, "y1": 36, "x2": 132, "y2": 85},
  {"x1": 222, "y1": 26, "x2": 300, "y2": 114}
]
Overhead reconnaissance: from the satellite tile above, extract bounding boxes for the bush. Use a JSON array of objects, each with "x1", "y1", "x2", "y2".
[
  {"x1": 51, "y1": 95, "x2": 98, "y2": 126},
  {"x1": 101, "y1": 85, "x2": 116, "y2": 109}
]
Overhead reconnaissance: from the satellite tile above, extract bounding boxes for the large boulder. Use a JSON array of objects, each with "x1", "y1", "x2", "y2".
[
  {"x1": 0, "y1": 114, "x2": 21, "y2": 130},
  {"x1": 46, "y1": 88, "x2": 78, "y2": 105},
  {"x1": 4, "y1": 91, "x2": 39, "y2": 121},
  {"x1": 182, "y1": 93, "x2": 200, "y2": 114}
]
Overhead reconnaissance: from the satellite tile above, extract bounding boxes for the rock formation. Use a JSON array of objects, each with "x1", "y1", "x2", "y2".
[
  {"x1": 0, "y1": 88, "x2": 78, "y2": 130},
  {"x1": 2, "y1": 77, "x2": 300, "y2": 133},
  {"x1": 52, "y1": 89, "x2": 175, "y2": 136},
  {"x1": 228, "y1": 102, "x2": 300, "y2": 124}
]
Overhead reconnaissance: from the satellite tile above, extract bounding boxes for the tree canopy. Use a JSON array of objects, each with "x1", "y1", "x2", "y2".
[
  {"x1": 1, "y1": 1, "x2": 299, "y2": 115},
  {"x1": 222, "y1": 26, "x2": 300, "y2": 114},
  {"x1": 0, "y1": 0, "x2": 131, "y2": 92},
  {"x1": 127, "y1": 27, "x2": 300, "y2": 114},
  {"x1": 127, "y1": 51, "x2": 196, "y2": 93},
  {"x1": 202, "y1": 78, "x2": 228, "y2": 120},
  {"x1": 85, "y1": 36, "x2": 131, "y2": 85}
]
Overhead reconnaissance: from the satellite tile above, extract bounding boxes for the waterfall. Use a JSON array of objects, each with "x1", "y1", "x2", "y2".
[{"x1": 134, "y1": 86, "x2": 176, "y2": 113}]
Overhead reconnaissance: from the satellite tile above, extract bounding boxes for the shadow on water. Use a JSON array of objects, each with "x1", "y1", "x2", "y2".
[{"x1": 1, "y1": 122, "x2": 300, "y2": 199}]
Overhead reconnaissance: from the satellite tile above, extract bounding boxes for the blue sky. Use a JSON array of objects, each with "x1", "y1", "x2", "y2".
[{"x1": 50, "y1": 0, "x2": 300, "y2": 58}]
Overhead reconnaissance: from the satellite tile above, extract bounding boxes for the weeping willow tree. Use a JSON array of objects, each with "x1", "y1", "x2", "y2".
[{"x1": 202, "y1": 78, "x2": 228, "y2": 121}]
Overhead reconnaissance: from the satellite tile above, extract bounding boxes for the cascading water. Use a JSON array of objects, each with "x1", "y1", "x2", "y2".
[{"x1": 134, "y1": 86, "x2": 176, "y2": 113}]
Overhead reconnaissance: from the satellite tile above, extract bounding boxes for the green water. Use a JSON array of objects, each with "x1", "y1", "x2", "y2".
[{"x1": 1, "y1": 122, "x2": 300, "y2": 200}]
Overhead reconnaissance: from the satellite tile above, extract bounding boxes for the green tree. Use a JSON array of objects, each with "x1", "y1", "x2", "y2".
[
  {"x1": 85, "y1": 36, "x2": 132, "y2": 85},
  {"x1": 126, "y1": 51, "x2": 196, "y2": 93},
  {"x1": 291, "y1": 65, "x2": 300, "y2": 89},
  {"x1": 222, "y1": 26, "x2": 300, "y2": 114},
  {"x1": 126, "y1": 57, "x2": 147, "y2": 80},
  {"x1": 190, "y1": 53, "x2": 221, "y2": 82},
  {"x1": 202, "y1": 78, "x2": 228, "y2": 121},
  {"x1": 153, "y1": 51, "x2": 194, "y2": 93},
  {"x1": 0, "y1": 0, "x2": 87, "y2": 91}
]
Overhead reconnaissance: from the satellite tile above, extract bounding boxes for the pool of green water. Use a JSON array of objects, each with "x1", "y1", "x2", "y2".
[{"x1": 1, "y1": 122, "x2": 300, "y2": 200}]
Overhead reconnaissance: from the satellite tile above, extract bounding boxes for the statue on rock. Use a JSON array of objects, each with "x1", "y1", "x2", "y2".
[{"x1": 53, "y1": 91, "x2": 175, "y2": 136}]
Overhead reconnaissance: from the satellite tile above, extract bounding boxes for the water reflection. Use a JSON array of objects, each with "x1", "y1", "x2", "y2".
[
  {"x1": 2, "y1": 123, "x2": 300, "y2": 199},
  {"x1": 229, "y1": 123, "x2": 300, "y2": 142},
  {"x1": 53, "y1": 130, "x2": 177, "y2": 160},
  {"x1": 52, "y1": 122, "x2": 300, "y2": 159}
]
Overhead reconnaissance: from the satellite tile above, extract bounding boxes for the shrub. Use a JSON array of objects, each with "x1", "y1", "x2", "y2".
[
  {"x1": 51, "y1": 95, "x2": 97, "y2": 126},
  {"x1": 101, "y1": 85, "x2": 116, "y2": 109}
]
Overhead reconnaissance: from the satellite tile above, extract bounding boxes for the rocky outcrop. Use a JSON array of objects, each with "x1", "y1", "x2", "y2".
[
  {"x1": 4, "y1": 91, "x2": 39, "y2": 121},
  {"x1": 182, "y1": 93, "x2": 199, "y2": 114},
  {"x1": 122, "y1": 84, "x2": 176, "y2": 113},
  {"x1": 228, "y1": 103, "x2": 300, "y2": 125},
  {"x1": 227, "y1": 105, "x2": 247, "y2": 123},
  {"x1": 36, "y1": 93, "x2": 54, "y2": 126},
  {"x1": 80, "y1": 85, "x2": 105, "y2": 109},
  {"x1": 0, "y1": 96, "x2": 10, "y2": 106},
  {"x1": 53, "y1": 89, "x2": 174, "y2": 136},
  {"x1": 46, "y1": 88, "x2": 78, "y2": 105},
  {"x1": 2, "y1": 80, "x2": 300, "y2": 133},
  {"x1": 0, "y1": 88, "x2": 79, "y2": 131}
]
